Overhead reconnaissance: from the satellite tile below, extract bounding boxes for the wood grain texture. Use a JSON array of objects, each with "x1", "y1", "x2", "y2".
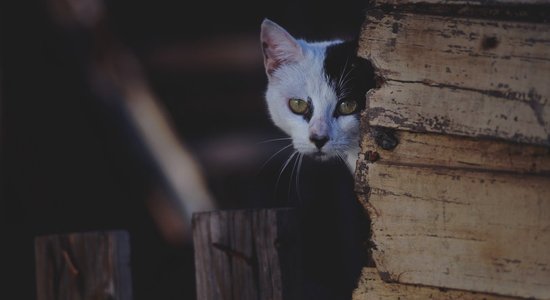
[
  {"x1": 358, "y1": 125, "x2": 550, "y2": 177},
  {"x1": 34, "y1": 231, "x2": 132, "y2": 300},
  {"x1": 352, "y1": 267, "x2": 523, "y2": 300},
  {"x1": 356, "y1": 118, "x2": 550, "y2": 199},
  {"x1": 356, "y1": 159, "x2": 550, "y2": 298},
  {"x1": 192, "y1": 209, "x2": 302, "y2": 300},
  {"x1": 359, "y1": 12, "x2": 550, "y2": 146}
]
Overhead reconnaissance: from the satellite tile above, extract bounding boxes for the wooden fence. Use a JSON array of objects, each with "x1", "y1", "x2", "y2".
[
  {"x1": 35, "y1": 231, "x2": 132, "y2": 300},
  {"x1": 34, "y1": 209, "x2": 302, "y2": 300}
]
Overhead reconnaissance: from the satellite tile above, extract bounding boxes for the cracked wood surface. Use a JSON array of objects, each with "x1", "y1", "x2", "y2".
[
  {"x1": 356, "y1": 127, "x2": 550, "y2": 176},
  {"x1": 364, "y1": 163, "x2": 550, "y2": 298},
  {"x1": 355, "y1": 128, "x2": 550, "y2": 298},
  {"x1": 353, "y1": 267, "x2": 523, "y2": 300},
  {"x1": 358, "y1": 12, "x2": 550, "y2": 146},
  {"x1": 192, "y1": 209, "x2": 302, "y2": 300}
]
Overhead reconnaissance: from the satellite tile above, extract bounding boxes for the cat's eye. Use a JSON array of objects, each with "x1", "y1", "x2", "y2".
[
  {"x1": 288, "y1": 98, "x2": 309, "y2": 115},
  {"x1": 337, "y1": 100, "x2": 358, "y2": 115}
]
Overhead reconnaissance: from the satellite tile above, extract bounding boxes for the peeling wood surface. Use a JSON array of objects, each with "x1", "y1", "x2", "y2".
[
  {"x1": 356, "y1": 115, "x2": 550, "y2": 196},
  {"x1": 358, "y1": 126, "x2": 550, "y2": 177},
  {"x1": 352, "y1": 267, "x2": 522, "y2": 300},
  {"x1": 355, "y1": 145, "x2": 550, "y2": 298},
  {"x1": 359, "y1": 12, "x2": 550, "y2": 146}
]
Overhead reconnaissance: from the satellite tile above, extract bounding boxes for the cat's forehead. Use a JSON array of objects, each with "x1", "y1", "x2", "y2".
[
  {"x1": 285, "y1": 41, "x2": 358, "y2": 81},
  {"x1": 322, "y1": 41, "x2": 358, "y2": 84},
  {"x1": 269, "y1": 38, "x2": 373, "y2": 114},
  {"x1": 273, "y1": 41, "x2": 346, "y2": 96}
]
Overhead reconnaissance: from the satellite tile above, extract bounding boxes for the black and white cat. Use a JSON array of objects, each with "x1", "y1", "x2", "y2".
[{"x1": 261, "y1": 19, "x2": 376, "y2": 172}]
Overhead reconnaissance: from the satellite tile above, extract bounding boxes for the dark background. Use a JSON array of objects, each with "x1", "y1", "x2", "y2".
[{"x1": 1, "y1": 0, "x2": 371, "y2": 299}]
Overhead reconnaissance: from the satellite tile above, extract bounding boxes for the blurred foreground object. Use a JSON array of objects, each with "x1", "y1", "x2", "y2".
[
  {"x1": 35, "y1": 231, "x2": 132, "y2": 300},
  {"x1": 47, "y1": 0, "x2": 216, "y2": 242}
]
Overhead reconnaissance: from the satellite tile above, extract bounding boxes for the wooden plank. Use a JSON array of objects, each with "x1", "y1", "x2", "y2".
[
  {"x1": 358, "y1": 162, "x2": 550, "y2": 298},
  {"x1": 192, "y1": 209, "x2": 302, "y2": 300},
  {"x1": 355, "y1": 123, "x2": 550, "y2": 197},
  {"x1": 353, "y1": 267, "x2": 522, "y2": 300},
  {"x1": 358, "y1": 126, "x2": 550, "y2": 175},
  {"x1": 359, "y1": 12, "x2": 550, "y2": 146},
  {"x1": 34, "y1": 231, "x2": 132, "y2": 300}
]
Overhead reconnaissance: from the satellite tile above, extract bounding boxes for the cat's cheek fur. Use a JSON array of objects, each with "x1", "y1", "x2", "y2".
[{"x1": 265, "y1": 90, "x2": 294, "y2": 135}]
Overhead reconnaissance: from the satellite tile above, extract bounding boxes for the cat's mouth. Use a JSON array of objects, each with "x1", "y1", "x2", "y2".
[{"x1": 311, "y1": 151, "x2": 330, "y2": 161}]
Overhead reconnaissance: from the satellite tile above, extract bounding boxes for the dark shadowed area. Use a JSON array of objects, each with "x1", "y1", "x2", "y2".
[{"x1": 1, "y1": 0, "x2": 370, "y2": 299}]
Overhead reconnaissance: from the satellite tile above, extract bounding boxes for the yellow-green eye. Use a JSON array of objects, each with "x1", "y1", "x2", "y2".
[
  {"x1": 337, "y1": 100, "x2": 357, "y2": 115},
  {"x1": 288, "y1": 98, "x2": 309, "y2": 115}
]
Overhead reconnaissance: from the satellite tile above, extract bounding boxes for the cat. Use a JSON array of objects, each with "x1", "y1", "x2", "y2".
[{"x1": 260, "y1": 18, "x2": 376, "y2": 172}]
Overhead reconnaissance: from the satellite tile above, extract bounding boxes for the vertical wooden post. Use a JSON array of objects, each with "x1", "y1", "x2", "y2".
[
  {"x1": 192, "y1": 208, "x2": 302, "y2": 300},
  {"x1": 35, "y1": 230, "x2": 132, "y2": 300}
]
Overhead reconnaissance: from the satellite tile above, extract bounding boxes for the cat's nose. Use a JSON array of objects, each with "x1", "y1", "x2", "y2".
[{"x1": 310, "y1": 135, "x2": 329, "y2": 150}]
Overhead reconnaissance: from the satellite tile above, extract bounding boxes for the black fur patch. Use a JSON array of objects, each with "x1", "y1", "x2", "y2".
[{"x1": 323, "y1": 41, "x2": 376, "y2": 117}]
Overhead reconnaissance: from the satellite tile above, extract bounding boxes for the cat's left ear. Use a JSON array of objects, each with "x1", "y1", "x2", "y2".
[{"x1": 261, "y1": 19, "x2": 304, "y2": 77}]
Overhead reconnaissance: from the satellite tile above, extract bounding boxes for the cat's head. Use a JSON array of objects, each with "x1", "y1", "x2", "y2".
[{"x1": 261, "y1": 19, "x2": 375, "y2": 169}]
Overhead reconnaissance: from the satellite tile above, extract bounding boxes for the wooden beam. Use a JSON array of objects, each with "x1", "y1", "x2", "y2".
[
  {"x1": 353, "y1": 267, "x2": 523, "y2": 300},
  {"x1": 359, "y1": 126, "x2": 550, "y2": 176},
  {"x1": 34, "y1": 231, "x2": 132, "y2": 300},
  {"x1": 359, "y1": 12, "x2": 550, "y2": 146},
  {"x1": 192, "y1": 208, "x2": 302, "y2": 300}
]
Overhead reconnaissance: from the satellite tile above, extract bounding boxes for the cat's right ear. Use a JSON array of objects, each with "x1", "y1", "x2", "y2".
[{"x1": 261, "y1": 19, "x2": 303, "y2": 77}]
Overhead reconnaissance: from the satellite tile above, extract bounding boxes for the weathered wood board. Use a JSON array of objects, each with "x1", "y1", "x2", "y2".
[
  {"x1": 34, "y1": 231, "x2": 132, "y2": 300},
  {"x1": 357, "y1": 128, "x2": 550, "y2": 176},
  {"x1": 355, "y1": 128, "x2": 550, "y2": 298},
  {"x1": 358, "y1": 12, "x2": 550, "y2": 146},
  {"x1": 352, "y1": 267, "x2": 523, "y2": 300},
  {"x1": 355, "y1": 1, "x2": 550, "y2": 299},
  {"x1": 192, "y1": 209, "x2": 302, "y2": 300}
]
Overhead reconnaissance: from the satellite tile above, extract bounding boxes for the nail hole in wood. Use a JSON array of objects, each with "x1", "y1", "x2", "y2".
[{"x1": 481, "y1": 36, "x2": 499, "y2": 50}]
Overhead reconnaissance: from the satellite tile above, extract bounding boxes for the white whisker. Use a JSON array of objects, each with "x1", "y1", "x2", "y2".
[
  {"x1": 287, "y1": 152, "x2": 300, "y2": 203},
  {"x1": 259, "y1": 143, "x2": 293, "y2": 174},
  {"x1": 296, "y1": 153, "x2": 304, "y2": 205},
  {"x1": 337, "y1": 60, "x2": 357, "y2": 101},
  {"x1": 256, "y1": 137, "x2": 292, "y2": 145},
  {"x1": 275, "y1": 151, "x2": 299, "y2": 197},
  {"x1": 338, "y1": 87, "x2": 352, "y2": 100},
  {"x1": 337, "y1": 58, "x2": 350, "y2": 89},
  {"x1": 336, "y1": 152, "x2": 347, "y2": 168}
]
